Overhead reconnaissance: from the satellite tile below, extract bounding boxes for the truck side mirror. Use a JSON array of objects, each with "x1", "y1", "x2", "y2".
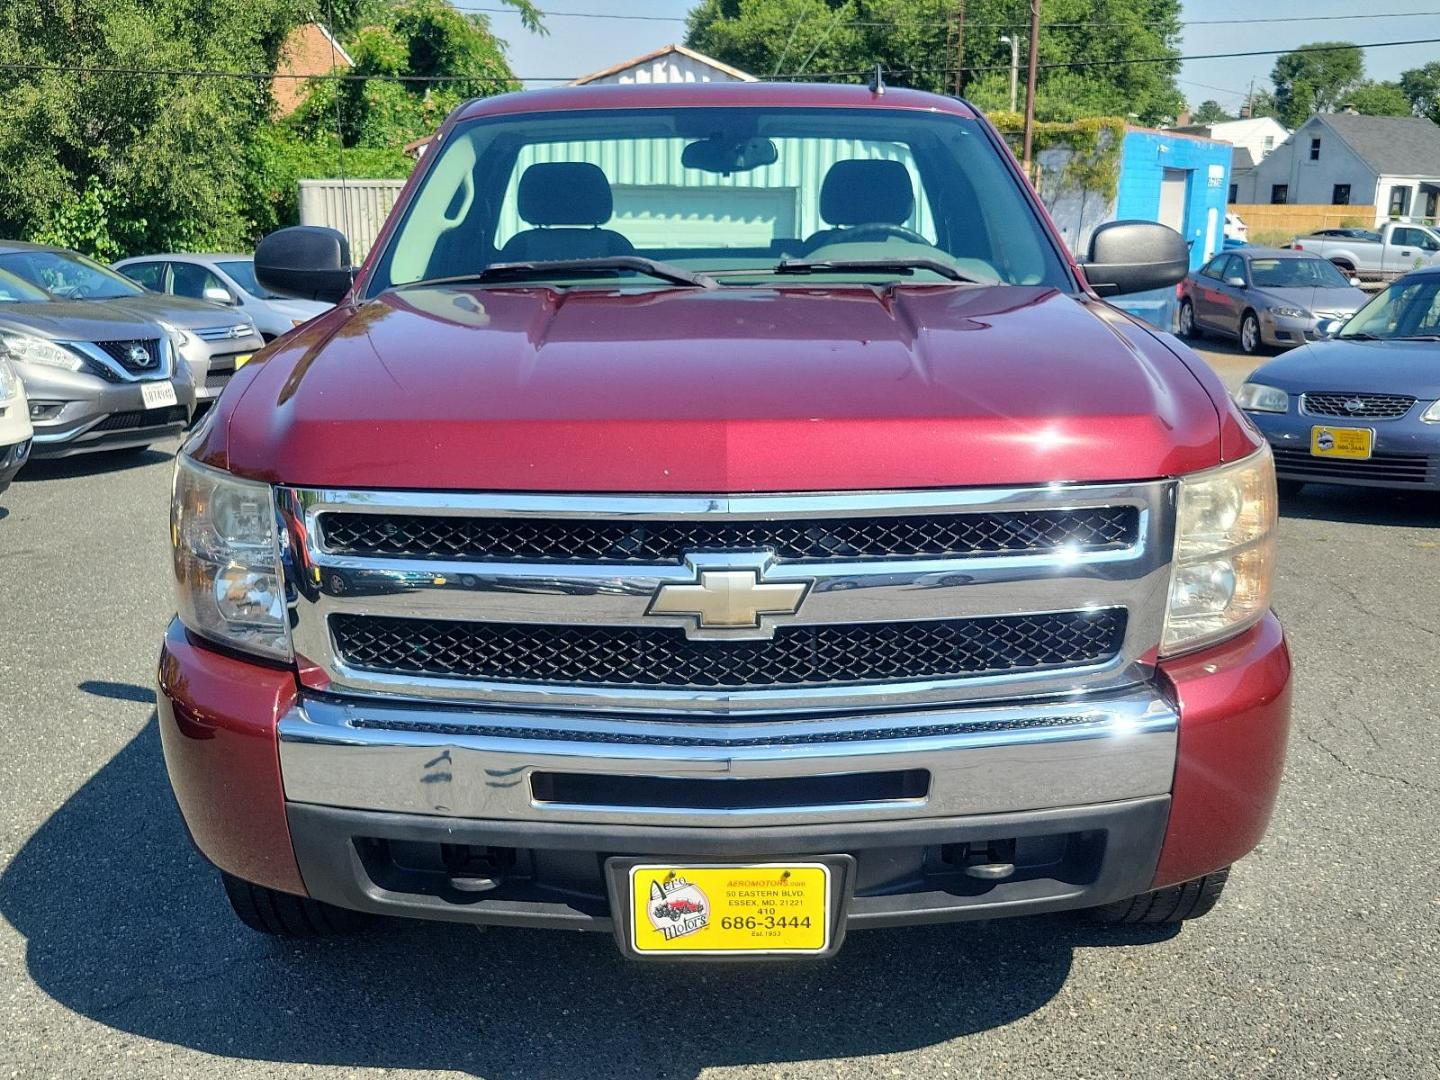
[
  {"x1": 255, "y1": 226, "x2": 355, "y2": 304},
  {"x1": 1083, "y1": 220, "x2": 1191, "y2": 297}
]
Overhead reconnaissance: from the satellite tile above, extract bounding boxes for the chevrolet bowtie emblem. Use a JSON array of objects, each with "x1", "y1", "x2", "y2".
[{"x1": 647, "y1": 556, "x2": 811, "y2": 640}]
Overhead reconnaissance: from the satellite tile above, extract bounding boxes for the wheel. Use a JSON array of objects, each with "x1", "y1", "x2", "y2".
[
  {"x1": 1177, "y1": 298, "x2": 1202, "y2": 339},
  {"x1": 1276, "y1": 478, "x2": 1306, "y2": 498},
  {"x1": 221, "y1": 871, "x2": 375, "y2": 937},
  {"x1": 1239, "y1": 310, "x2": 1264, "y2": 355},
  {"x1": 1083, "y1": 867, "x2": 1230, "y2": 925}
]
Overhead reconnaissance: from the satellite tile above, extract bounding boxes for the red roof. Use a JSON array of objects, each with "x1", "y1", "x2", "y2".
[{"x1": 455, "y1": 82, "x2": 978, "y2": 121}]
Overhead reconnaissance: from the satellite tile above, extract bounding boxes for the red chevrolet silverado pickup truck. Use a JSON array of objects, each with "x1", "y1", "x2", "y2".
[{"x1": 159, "y1": 82, "x2": 1290, "y2": 958}]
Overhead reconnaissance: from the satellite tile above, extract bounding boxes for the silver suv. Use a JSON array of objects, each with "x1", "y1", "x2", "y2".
[
  {"x1": 0, "y1": 242, "x2": 264, "y2": 405},
  {"x1": 0, "y1": 262, "x2": 195, "y2": 459}
]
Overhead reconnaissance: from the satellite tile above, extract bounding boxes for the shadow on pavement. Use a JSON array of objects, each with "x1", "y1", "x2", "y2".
[
  {"x1": 0, "y1": 718, "x2": 1176, "y2": 1078},
  {"x1": 1279, "y1": 484, "x2": 1440, "y2": 527},
  {"x1": 16, "y1": 447, "x2": 173, "y2": 482}
]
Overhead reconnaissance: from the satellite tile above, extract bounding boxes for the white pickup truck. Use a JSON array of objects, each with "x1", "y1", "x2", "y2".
[{"x1": 1291, "y1": 221, "x2": 1440, "y2": 281}]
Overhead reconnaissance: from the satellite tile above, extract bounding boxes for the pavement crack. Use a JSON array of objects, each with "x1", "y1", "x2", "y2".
[
  {"x1": 1330, "y1": 579, "x2": 1438, "y2": 640},
  {"x1": 1297, "y1": 727, "x2": 1437, "y2": 795}
]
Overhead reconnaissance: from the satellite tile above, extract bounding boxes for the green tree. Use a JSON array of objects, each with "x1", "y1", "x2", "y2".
[
  {"x1": 1244, "y1": 88, "x2": 1280, "y2": 119},
  {"x1": 1271, "y1": 42, "x2": 1364, "y2": 127},
  {"x1": 1400, "y1": 61, "x2": 1440, "y2": 123},
  {"x1": 685, "y1": 0, "x2": 1185, "y2": 125},
  {"x1": 1345, "y1": 80, "x2": 1412, "y2": 117},
  {"x1": 1191, "y1": 100, "x2": 1233, "y2": 124}
]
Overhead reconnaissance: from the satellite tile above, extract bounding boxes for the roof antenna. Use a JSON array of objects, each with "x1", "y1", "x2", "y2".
[{"x1": 869, "y1": 63, "x2": 885, "y2": 95}]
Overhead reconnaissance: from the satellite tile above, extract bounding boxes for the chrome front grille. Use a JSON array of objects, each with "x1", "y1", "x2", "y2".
[
  {"x1": 195, "y1": 324, "x2": 250, "y2": 342},
  {"x1": 318, "y1": 506, "x2": 1140, "y2": 564},
  {"x1": 1301, "y1": 391, "x2": 1416, "y2": 419},
  {"x1": 280, "y1": 485, "x2": 1175, "y2": 715},
  {"x1": 95, "y1": 338, "x2": 162, "y2": 373},
  {"x1": 330, "y1": 609, "x2": 1127, "y2": 690}
]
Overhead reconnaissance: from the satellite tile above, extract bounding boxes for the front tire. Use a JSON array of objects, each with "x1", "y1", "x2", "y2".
[
  {"x1": 1177, "y1": 298, "x2": 1202, "y2": 339},
  {"x1": 221, "y1": 872, "x2": 375, "y2": 937},
  {"x1": 1240, "y1": 310, "x2": 1264, "y2": 355},
  {"x1": 1083, "y1": 867, "x2": 1230, "y2": 925}
]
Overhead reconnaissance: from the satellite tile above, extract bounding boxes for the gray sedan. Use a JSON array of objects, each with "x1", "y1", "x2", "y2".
[
  {"x1": 1177, "y1": 248, "x2": 1369, "y2": 354},
  {"x1": 113, "y1": 253, "x2": 331, "y2": 341},
  {"x1": 1234, "y1": 265, "x2": 1440, "y2": 493}
]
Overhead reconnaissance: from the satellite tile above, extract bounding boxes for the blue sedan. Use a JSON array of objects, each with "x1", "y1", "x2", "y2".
[{"x1": 1235, "y1": 266, "x2": 1440, "y2": 493}]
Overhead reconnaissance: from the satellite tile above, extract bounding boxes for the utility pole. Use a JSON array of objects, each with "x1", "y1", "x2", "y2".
[
  {"x1": 1000, "y1": 34, "x2": 1020, "y2": 113},
  {"x1": 1021, "y1": 0, "x2": 1041, "y2": 176},
  {"x1": 953, "y1": 0, "x2": 967, "y2": 97}
]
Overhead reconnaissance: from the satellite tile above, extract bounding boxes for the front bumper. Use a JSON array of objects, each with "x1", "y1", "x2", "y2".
[
  {"x1": 1249, "y1": 407, "x2": 1440, "y2": 490},
  {"x1": 179, "y1": 333, "x2": 265, "y2": 402},
  {"x1": 23, "y1": 366, "x2": 195, "y2": 458},
  {"x1": 157, "y1": 615, "x2": 1291, "y2": 934},
  {"x1": 1259, "y1": 311, "x2": 1339, "y2": 349}
]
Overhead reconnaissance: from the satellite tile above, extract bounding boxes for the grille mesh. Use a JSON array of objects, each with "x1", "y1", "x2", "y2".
[
  {"x1": 1273, "y1": 447, "x2": 1431, "y2": 484},
  {"x1": 1302, "y1": 392, "x2": 1415, "y2": 419},
  {"x1": 95, "y1": 339, "x2": 162, "y2": 373},
  {"x1": 330, "y1": 609, "x2": 1127, "y2": 689},
  {"x1": 92, "y1": 405, "x2": 188, "y2": 432},
  {"x1": 319, "y1": 506, "x2": 1139, "y2": 564}
]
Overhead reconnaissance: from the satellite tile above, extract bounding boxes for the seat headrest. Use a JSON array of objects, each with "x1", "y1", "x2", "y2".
[
  {"x1": 819, "y1": 160, "x2": 915, "y2": 226},
  {"x1": 518, "y1": 162, "x2": 614, "y2": 226}
]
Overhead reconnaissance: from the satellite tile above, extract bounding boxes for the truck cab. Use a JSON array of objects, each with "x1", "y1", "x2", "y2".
[{"x1": 158, "y1": 83, "x2": 1290, "y2": 958}]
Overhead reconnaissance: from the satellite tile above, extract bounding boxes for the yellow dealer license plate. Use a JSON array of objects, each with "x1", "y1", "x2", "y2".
[
  {"x1": 1310, "y1": 425, "x2": 1373, "y2": 460},
  {"x1": 233, "y1": 353, "x2": 253, "y2": 370},
  {"x1": 627, "y1": 863, "x2": 833, "y2": 956}
]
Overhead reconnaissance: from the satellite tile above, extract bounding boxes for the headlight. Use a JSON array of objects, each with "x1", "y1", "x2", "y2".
[
  {"x1": 171, "y1": 455, "x2": 292, "y2": 661},
  {"x1": 0, "y1": 354, "x2": 18, "y2": 400},
  {"x1": 1162, "y1": 445, "x2": 1277, "y2": 656},
  {"x1": 1268, "y1": 307, "x2": 1309, "y2": 320},
  {"x1": 1234, "y1": 382, "x2": 1288, "y2": 413},
  {"x1": 156, "y1": 319, "x2": 193, "y2": 350},
  {"x1": 1422, "y1": 400, "x2": 1440, "y2": 423},
  {"x1": 0, "y1": 331, "x2": 85, "y2": 371}
]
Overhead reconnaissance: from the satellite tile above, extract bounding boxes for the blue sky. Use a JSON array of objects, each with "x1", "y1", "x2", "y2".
[{"x1": 459, "y1": 0, "x2": 1440, "y2": 111}]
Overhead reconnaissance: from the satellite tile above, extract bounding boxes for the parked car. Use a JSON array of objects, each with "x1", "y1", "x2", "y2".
[
  {"x1": 1223, "y1": 212, "x2": 1248, "y2": 243},
  {"x1": 113, "y1": 253, "x2": 332, "y2": 341},
  {"x1": 1290, "y1": 220, "x2": 1440, "y2": 281},
  {"x1": 0, "y1": 346, "x2": 32, "y2": 491},
  {"x1": 0, "y1": 242, "x2": 263, "y2": 406},
  {"x1": 1178, "y1": 248, "x2": 1369, "y2": 353},
  {"x1": 158, "y1": 83, "x2": 1289, "y2": 954},
  {"x1": 1236, "y1": 264, "x2": 1440, "y2": 494},
  {"x1": 0, "y1": 262, "x2": 194, "y2": 459},
  {"x1": 1304, "y1": 227, "x2": 1382, "y2": 243}
]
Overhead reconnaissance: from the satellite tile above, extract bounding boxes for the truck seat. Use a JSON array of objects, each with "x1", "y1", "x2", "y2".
[
  {"x1": 498, "y1": 163, "x2": 634, "y2": 262},
  {"x1": 801, "y1": 160, "x2": 916, "y2": 253}
]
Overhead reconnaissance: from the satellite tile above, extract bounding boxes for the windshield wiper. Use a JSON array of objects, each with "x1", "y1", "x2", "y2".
[
  {"x1": 1390, "y1": 334, "x2": 1440, "y2": 341},
  {"x1": 409, "y1": 257, "x2": 715, "y2": 290},
  {"x1": 771, "y1": 258, "x2": 980, "y2": 283}
]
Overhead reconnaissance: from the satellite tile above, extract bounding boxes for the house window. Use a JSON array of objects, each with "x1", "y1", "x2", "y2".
[
  {"x1": 1309, "y1": 137, "x2": 1321, "y2": 161},
  {"x1": 1263, "y1": 135, "x2": 1275, "y2": 156},
  {"x1": 1390, "y1": 186, "x2": 1412, "y2": 217},
  {"x1": 1228, "y1": 183, "x2": 1238, "y2": 204},
  {"x1": 1333, "y1": 184, "x2": 1351, "y2": 205},
  {"x1": 1271, "y1": 184, "x2": 1289, "y2": 205}
]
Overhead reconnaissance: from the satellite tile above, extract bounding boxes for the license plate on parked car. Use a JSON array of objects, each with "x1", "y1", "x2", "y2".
[
  {"x1": 1310, "y1": 425, "x2": 1372, "y2": 460},
  {"x1": 141, "y1": 382, "x2": 178, "y2": 410},
  {"x1": 625, "y1": 863, "x2": 833, "y2": 957},
  {"x1": 233, "y1": 353, "x2": 253, "y2": 369}
]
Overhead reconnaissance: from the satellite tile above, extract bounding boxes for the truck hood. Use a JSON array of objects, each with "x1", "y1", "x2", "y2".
[
  {"x1": 1248, "y1": 338, "x2": 1440, "y2": 399},
  {"x1": 0, "y1": 300, "x2": 166, "y2": 342},
  {"x1": 216, "y1": 284, "x2": 1226, "y2": 492}
]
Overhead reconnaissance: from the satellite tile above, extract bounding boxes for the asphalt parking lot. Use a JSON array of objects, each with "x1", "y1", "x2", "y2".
[{"x1": 2, "y1": 343, "x2": 1438, "y2": 1079}]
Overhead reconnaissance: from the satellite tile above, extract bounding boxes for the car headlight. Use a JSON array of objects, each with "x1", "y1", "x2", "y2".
[
  {"x1": 1268, "y1": 307, "x2": 1309, "y2": 320},
  {"x1": 156, "y1": 319, "x2": 193, "y2": 350},
  {"x1": 0, "y1": 331, "x2": 85, "y2": 371},
  {"x1": 1234, "y1": 382, "x2": 1288, "y2": 413},
  {"x1": 1162, "y1": 445, "x2": 1277, "y2": 656},
  {"x1": 1423, "y1": 400, "x2": 1440, "y2": 423},
  {"x1": 0, "y1": 354, "x2": 18, "y2": 400},
  {"x1": 171, "y1": 455, "x2": 292, "y2": 661}
]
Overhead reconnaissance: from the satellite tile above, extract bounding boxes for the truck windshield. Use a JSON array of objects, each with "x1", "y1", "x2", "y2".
[
  {"x1": 1340, "y1": 276, "x2": 1440, "y2": 340},
  {"x1": 368, "y1": 106, "x2": 1071, "y2": 294}
]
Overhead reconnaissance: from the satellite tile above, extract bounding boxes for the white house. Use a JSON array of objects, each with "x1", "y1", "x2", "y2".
[
  {"x1": 1248, "y1": 113, "x2": 1440, "y2": 223},
  {"x1": 570, "y1": 43, "x2": 757, "y2": 86},
  {"x1": 1173, "y1": 117, "x2": 1290, "y2": 203}
]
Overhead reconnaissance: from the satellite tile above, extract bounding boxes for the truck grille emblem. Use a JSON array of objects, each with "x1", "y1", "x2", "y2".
[{"x1": 647, "y1": 554, "x2": 811, "y2": 640}]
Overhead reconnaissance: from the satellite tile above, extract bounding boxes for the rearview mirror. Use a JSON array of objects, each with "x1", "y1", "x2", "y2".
[
  {"x1": 1318, "y1": 318, "x2": 1345, "y2": 338},
  {"x1": 681, "y1": 136, "x2": 779, "y2": 175},
  {"x1": 1350, "y1": 277, "x2": 1363, "y2": 287},
  {"x1": 202, "y1": 285, "x2": 236, "y2": 305},
  {"x1": 255, "y1": 226, "x2": 354, "y2": 304},
  {"x1": 1083, "y1": 220, "x2": 1190, "y2": 297},
  {"x1": 1225, "y1": 276, "x2": 1248, "y2": 288}
]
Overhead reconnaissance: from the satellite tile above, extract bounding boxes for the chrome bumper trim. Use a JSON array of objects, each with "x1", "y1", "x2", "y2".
[{"x1": 278, "y1": 688, "x2": 1179, "y2": 827}]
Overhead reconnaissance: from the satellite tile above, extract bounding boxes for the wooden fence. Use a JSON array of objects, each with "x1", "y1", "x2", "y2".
[{"x1": 1229, "y1": 204, "x2": 1378, "y2": 238}]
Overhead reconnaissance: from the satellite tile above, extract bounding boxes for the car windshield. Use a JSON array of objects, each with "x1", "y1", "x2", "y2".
[
  {"x1": 0, "y1": 249, "x2": 144, "y2": 300},
  {"x1": 0, "y1": 267, "x2": 50, "y2": 302},
  {"x1": 1340, "y1": 276, "x2": 1440, "y2": 340},
  {"x1": 367, "y1": 106, "x2": 1071, "y2": 295},
  {"x1": 1249, "y1": 257, "x2": 1350, "y2": 289},
  {"x1": 217, "y1": 259, "x2": 278, "y2": 299}
]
